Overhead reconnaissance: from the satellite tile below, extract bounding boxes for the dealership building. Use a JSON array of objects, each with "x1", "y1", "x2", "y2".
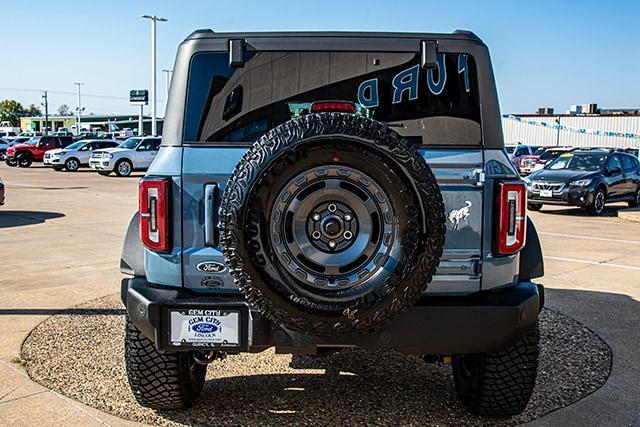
[
  {"x1": 19, "y1": 115, "x2": 163, "y2": 135},
  {"x1": 502, "y1": 105, "x2": 640, "y2": 149}
]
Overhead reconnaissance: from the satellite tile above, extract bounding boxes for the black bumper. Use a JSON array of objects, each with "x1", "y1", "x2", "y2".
[
  {"x1": 528, "y1": 187, "x2": 594, "y2": 207},
  {"x1": 122, "y1": 277, "x2": 543, "y2": 355}
]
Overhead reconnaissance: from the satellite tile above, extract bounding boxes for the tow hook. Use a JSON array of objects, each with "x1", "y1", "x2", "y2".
[{"x1": 193, "y1": 350, "x2": 225, "y2": 365}]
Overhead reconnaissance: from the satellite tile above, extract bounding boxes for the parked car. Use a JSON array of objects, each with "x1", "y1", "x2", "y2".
[
  {"x1": 53, "y1": 131, "x2": 73, "y2": 137},
  {"x1": 0, "y1": 175, "x2": 4, "y2": 206},
  {"x1": 520, "y1": 147, "x2": 574, "y2": 175},
  {"x1": 4, "y1": 135, "x2": 73, "y2": 167},
  {"x1": 506, "y1": 144, "x2": 541, "y2": 173},
  {"x1": 0, "y1": 131, "x2": 17, "y2": 139},
  {"x1": 0, "y1": 138, "x2": 9, "y2": 160},
  {"x1": 89, "y1": 136, "x2": 160, "y2": 176},
  {"x1": 73, "y1": 132, "x2": 97, "y2": 141},
  {"x1": 15, "y1": 131, "x2": 43, "y2": 139},
  {"x1": 120, "y1": 30, "x2": 544, "y2": 416},
  {"x1": 44, "y1": 139, "x2": 121, "y2": 171},
  {"x1": 526, "y1": 150, "x2": 640, "y2": 215}
]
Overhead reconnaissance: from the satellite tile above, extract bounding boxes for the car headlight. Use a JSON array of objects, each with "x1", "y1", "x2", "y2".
[
  {"x1": 105, "y1": 153, "x2": 113, "y2": 159},
  {"x1": 569, "y1": 179, "x2": 592, "y2": 187}
]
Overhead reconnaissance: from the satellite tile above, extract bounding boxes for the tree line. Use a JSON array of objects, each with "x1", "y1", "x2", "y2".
[{"x1": 0, "y1": 99, "x2": 72, "y2": 126}]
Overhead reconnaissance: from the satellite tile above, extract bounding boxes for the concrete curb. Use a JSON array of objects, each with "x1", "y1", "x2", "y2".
[{"x1": 618, "y1": 208, "x2": 640, "y2": 223}]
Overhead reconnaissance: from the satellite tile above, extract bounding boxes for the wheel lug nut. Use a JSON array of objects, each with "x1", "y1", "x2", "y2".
[
  {"x1": 312, "y1": 213, "x2": 321, "y2": 221},
  {"x1": 311, "y1": 231, "x2": 321, "y2": 240},
  {"x1": 343, "y1": 231, "x2": 353, "y2": 240},
  {"x1": 328, "y1": 240, "x2": 337, "y2": 249},
  {"x1": 344, "y1": 213, "x2": 352, "y2": 221},
  {"x1": 328, "y1": 203, "x2": 337, "y2": 212}
]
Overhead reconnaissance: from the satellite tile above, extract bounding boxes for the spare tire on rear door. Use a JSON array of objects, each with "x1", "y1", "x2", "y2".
[{"x1": 220, "y1": 112, "x2": 445, "y2": 337}]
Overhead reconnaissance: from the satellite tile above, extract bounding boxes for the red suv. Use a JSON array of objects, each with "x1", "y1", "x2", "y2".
[{"x1": 5, "y1": 136, "x2": 73, "y2": 167}]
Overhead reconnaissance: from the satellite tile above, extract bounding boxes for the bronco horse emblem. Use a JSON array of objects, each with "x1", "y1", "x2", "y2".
[{"x1": 448, "y1": 201, "x2": 472, "y2": 230}]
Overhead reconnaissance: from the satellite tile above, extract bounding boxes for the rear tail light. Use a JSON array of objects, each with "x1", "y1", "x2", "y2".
[
  {"x1": 139, "y1": 177, "x2": 170, "y2": 252},
  {"x1": 496, "y1": 181, "x2": 526, "y2": 255},
  {"x1": 311, "y1": 101, "x2": 356, "y2": 113}
]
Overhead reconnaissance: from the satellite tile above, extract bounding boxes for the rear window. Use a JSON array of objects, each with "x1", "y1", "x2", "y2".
[{"x1": 184, "y1": 51, "x2": 481, "y2": 145}]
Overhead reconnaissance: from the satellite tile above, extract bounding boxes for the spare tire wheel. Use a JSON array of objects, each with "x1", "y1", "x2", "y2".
[{"x1": 220, "y1": 113, "x2": 445, "y2": 337}]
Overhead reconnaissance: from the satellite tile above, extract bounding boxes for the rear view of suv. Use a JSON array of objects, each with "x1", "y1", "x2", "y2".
[{"x1": 120, "y1": 30, "x2": 544, "y2": 417}]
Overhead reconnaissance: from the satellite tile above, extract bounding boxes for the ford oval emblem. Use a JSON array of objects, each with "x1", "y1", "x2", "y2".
[
  {"x1": 196, "y1": 261, "x2": 226, "y2": 273},
  {"x1": 192, "y1": 323, "x2": 219, "y2": 333}
]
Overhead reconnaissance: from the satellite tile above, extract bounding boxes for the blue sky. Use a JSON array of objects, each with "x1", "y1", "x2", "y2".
[{"x1": 1, "y1": 0, "x2": 638, "y2": 116}]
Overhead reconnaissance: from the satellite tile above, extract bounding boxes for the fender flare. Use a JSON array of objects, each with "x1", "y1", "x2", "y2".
[
  {"x1": 519, "y1": 217, "x2": 544, "y2": 281},
  {"x1": 120, "y1": 212, "x2": 145, "y2": 277}
]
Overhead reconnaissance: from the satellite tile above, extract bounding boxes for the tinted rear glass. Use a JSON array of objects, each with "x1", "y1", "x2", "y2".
[{"x1": 185, "y1": 51, "x2": 481, "y2": 145}]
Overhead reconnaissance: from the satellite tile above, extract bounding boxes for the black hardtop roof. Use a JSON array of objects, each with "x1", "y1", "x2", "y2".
[{"x1": 184, "y1": 29, "x2": 482, "y2": 43}]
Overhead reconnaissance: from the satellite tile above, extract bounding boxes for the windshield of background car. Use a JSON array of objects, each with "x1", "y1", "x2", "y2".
[
  {"x1": 539, "y1": 150, "x2": 564, "y2": 161},
  {"x1": 25, "y1": 138, "x2": 38, "y2": 145},
  {"x1": 546, "y1": 153, "x2": 606, "y2": 172},
  {"x1": 533, "y1": 147, "x2": 546, "y2": 155},
  {"x1": 184, "y1": 51, "x2": 481, "y2": 145},
  {"x1": 119, "y1": 138, "x2": 141, "y2": 149},
  {"x1": 65, "y1": 141, "x2": 84, "y2": 150}
]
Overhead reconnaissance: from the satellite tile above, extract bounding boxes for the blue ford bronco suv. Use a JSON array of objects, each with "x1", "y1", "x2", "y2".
[{"x1": 120, "y1": 30, "x2": 544, "y2": 417}]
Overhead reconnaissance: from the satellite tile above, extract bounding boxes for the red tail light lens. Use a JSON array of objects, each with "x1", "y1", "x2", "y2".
[
  {"x1": 139, "y1": 177, "x2": 170, "y2": 252},
  {"x1": 496, "y1": 181, "x2": 526, "y2": 255},
  {"x1": 311, "y1": 101, "x2": 356, "y2": 113}
]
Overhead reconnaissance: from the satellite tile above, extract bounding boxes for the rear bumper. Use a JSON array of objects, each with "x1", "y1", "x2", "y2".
[{"x1": 122, "y1": 277, "x2": 543, "y2": 355}]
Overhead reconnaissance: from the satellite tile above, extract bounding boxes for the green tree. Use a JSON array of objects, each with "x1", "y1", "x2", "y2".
[
  {"x1": 57, "y1": 104, "x2": 70, "y2": 116},
  {"x1": 0, "y1": 99, "x2": 26, "y2": 126},
  {"x1": 25, "y1": 104, "x2": 42, "y2": 116}
]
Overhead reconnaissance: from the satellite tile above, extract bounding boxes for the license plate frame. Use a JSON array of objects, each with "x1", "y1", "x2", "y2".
[
  {"x1": 169, "y1": 308, "x2": 241, "y2": 349},
  {"x1": 539, "y1": 189, "x2": 553, "y2": 198}
]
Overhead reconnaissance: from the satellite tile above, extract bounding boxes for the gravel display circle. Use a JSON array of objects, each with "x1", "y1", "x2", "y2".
[{"x1": 22, "y1": 294, "x2": 611, "y2": 426}]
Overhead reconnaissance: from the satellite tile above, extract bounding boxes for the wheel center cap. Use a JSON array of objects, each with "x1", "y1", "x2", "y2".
[{"x1": 323, "y1": 218, "x2": 342, "y2": 237}]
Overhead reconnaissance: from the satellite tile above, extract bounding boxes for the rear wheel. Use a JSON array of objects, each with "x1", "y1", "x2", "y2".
[
  {"x1": 64, "y1": 158, "x2": 80, "y2": 172},
  {"x1": 452, "y1": 325, "x2": 539, "y2": 417},
  {"x1": 124, "y1": 318, "x2": 206, "y2": 410},
  {"x1": 586, "y1": 188, "x2": 606, "y2": 216},
  {"x1": 115, "y1": 159, "x2": 133, "y2": 177},
  {"x1": 527, "y1": 202, "x2": 542, "y2": 211}
]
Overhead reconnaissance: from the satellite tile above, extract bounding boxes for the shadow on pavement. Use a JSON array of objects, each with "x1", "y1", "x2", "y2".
[
  {"x1": 536, "y1": 204, "x2": 627, "y2": 217},
  {"x1": 0, "y1": 308, "x2": 124, "y2": 316},
  {"x1": 0, "y1": 210, "x2": 65, "y2": 228}
]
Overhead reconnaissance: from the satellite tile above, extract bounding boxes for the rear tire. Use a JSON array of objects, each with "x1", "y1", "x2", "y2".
[
  {"x1": 586, "y1": 188, "x2": 606, "y2": 216},
  {"x1": 527, "y1": 203, "x2": 542, "y2": 211},
  {"x1": 124, "y1": 318, "x2": 206, "y2": 410},
  {"x1": 115, "y1": 159, "x2": 133, "y2": 177},
  {"x1": 452, "y1": 325, "x2": 539, "y2": 417}
]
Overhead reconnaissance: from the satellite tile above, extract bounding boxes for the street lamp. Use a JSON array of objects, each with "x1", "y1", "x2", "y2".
[
  {"x1": 74, "y1": 82, "x2": 85, "y2": 135},
  {"x1": 141, "y1": 14, "x2": 168, "y2": 137}
]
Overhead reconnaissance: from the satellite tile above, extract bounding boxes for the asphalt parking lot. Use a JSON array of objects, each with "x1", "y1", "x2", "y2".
[{"x1": 0, "y1": 164, "x2": 639, "y2": 425}]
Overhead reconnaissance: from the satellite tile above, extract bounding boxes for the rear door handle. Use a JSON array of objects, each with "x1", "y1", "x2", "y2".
[{"x1": 204, "y1": 184, "x2": 220, "y2": 247}]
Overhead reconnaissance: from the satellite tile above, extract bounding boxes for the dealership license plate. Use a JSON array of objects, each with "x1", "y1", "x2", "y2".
[
  {"x1": 170, "y1": 309, "x2": 240, "y2": 347},
  {"x1": 539, "y1": 189, "x2": 553, "y2": 198}
]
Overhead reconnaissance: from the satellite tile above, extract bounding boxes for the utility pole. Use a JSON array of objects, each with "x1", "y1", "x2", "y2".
[
  {"x1": 74, "y1": 82, "x2": 84, "y2": 135},
  {"x1": 141, "y1": 15, "x2": 168, "y2": 136},
  {"x1": 41, "y1": 91, "x2": 49, "y2": 134},
  {"x1": 162, "y1": 69, "x2": 172, "y2": 99}
]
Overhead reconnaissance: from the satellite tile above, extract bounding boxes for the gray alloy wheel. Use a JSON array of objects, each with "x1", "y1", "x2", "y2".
[
  {"x1": 271, "y1": 165, "x2": 396, "y2": 290},
  {"x1": 115, "y1": 159, "x2": 133, "y2": 177},
  {"x1": 65, "y1": 158, "x2": 79, "y2": 171}
]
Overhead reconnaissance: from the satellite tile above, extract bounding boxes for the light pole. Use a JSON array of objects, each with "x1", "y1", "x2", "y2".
[
  {"x1": 162, "y1": 69, "x2": 172, "y2": 100},
  {"x1": 141, "y1": 14, "x2": 167, "y2": 136},
  {"x1": 74, "y1": 82, "x2": 84, "y2": 135}
]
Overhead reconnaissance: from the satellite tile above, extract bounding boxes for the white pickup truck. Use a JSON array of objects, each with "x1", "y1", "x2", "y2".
[{"x1": 89, "y1": 136, "x2": 161, "y2": 177}]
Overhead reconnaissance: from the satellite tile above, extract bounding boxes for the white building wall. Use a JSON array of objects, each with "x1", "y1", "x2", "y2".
[{"x1": 502, "y1": 115, "x2": 640, "y2": 149}]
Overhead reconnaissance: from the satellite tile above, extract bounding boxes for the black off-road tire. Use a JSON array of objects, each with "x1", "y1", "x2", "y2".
[
  {"x1": 527, "y1": 202, "x2": 542, "y2": 212},
  {"x1": 124, "y1": 318, "x2": 206, "y2": 410},
  {"x1": 220, "y1": 113, "x2": 445, "y2": 337},
  {"x1": 452, "y1": 325, "x2": 539, "y2": 417}
]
